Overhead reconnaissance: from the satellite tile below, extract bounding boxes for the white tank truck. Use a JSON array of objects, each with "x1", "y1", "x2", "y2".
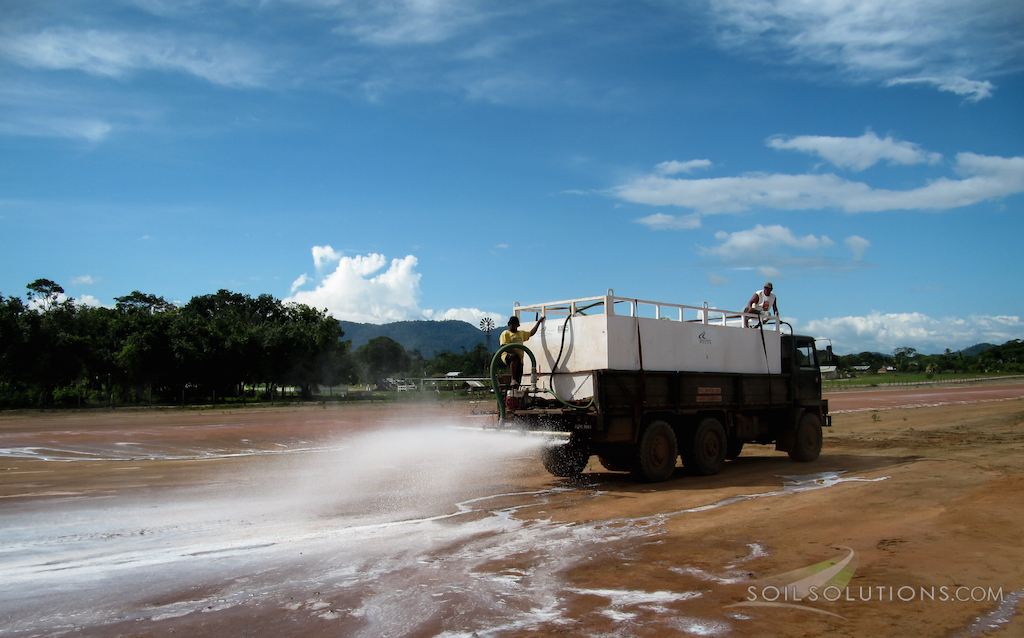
[{"x1": 489, "y1": 290, "x2": 832, "y2": 482}]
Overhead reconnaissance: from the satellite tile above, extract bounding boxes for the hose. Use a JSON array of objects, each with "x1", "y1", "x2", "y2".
[{"x1": 490, "y1": 343, "x2": 537, "y2": 422}]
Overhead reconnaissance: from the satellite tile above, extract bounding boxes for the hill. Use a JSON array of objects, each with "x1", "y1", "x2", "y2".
[
  {"x1": 960, "y1": 343, "x2": 996, "y2": 356},
  {"x1": 338, "y1": 320, "x2": 495, "y2": 357}
]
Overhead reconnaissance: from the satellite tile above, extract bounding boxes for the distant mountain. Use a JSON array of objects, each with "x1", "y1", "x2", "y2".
[
  {"x1": 338, "y1": 320, "x2": 496, "y2": 357},
  {"x1": 960, "y1": 343, "x2": 996, "y2": 357}
]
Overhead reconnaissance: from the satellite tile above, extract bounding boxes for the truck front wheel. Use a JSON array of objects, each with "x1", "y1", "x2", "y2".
[
  {"x1": 788, "y1": 412, "x2": 823, "y2": 462},
  {"x1": 683, "y1": 417, "x2": 727, "y2": 476},
  {"x1": 541, "y1": 436, "x2": 590, "y2": 477},
  {"x1": 633, "y1": 420, "x2": 678, "y2": 482}
]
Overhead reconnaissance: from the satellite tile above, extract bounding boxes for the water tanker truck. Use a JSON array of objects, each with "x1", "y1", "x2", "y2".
[{"x1": 490, "y1": 290, "x2": 831, "y2": 482}]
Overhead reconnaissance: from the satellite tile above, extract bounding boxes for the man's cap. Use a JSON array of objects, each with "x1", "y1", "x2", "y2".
[
  {"x1": 764, "y1": 282, "x2": 773, "y2": 290},
  {"x1": 508, "y1": 316, "x2": 520, "y2": 325}
]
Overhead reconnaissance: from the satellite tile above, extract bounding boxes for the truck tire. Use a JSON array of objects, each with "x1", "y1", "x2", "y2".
[
  {"x1": 632, "y1": 420, "x2": 678, "y2": 482},
  {"x1": 683, "y1": 417, "x2": 727, "y2": 476},
  {"x1": 541, "y1": 436, "x2": 590, "y2": 477},
  {"x1": 598, "y1": 454, "x2": 631, "y2": 472},
  {"x1": 788, "y1": 412, "x2": 823, "y2": 462}
]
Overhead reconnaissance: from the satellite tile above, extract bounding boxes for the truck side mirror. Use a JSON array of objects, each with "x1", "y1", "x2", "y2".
[{"x1": 826, "y1": 345, "x2": 834, "y2": 363}]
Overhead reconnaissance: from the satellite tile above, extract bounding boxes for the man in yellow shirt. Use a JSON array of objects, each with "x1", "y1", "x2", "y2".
[{"x1": 500, "y1": 315, "x2": 544, "y2": 387}]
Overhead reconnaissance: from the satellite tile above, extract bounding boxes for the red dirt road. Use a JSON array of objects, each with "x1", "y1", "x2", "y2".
[{"x1": 1, "y1": 383, "x2": 1022, "y2": 637}]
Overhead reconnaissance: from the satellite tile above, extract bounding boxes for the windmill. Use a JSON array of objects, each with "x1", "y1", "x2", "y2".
[{"x1": 479, "y1": 317, "x2": 495, "y2": 352}]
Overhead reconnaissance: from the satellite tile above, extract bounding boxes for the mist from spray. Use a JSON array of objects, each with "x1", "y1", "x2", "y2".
[{"x1": 0, "y1": 420, "x2": 594, "y2": 637}]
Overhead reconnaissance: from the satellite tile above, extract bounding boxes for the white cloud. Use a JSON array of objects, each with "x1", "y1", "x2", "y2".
[
  {"x1": 708, "y1": 272, "x2": 731, "y2": 286},
  {"x1": 71, "y1": 275, "x2": 95, "y2": 285},
  {"x1": 704, "y1": 0, "x2": 1021, "y2": 99},
  {"x1": 76, "y1": 294, "x2": 104, "y2": 308},
  {"x1": 804, "y1": 312, "x2": 1023, "y2": 354},
  {"x1": 424, "y1": 307, "x2": 505, "y2": 325},
  {"x1": 0, "y1": 116, "x2": 112, "y2": 142},
  {"x1": 336, "y1": 0, "x2": 486, "y2": 47},
  {"x1": 312, "y1": 245, "x2": 343, "y2": 268},
  {"x1": 617, "y1": 152, "x2": 1024, "y2": 216},
  {"x1": 0, "y1": 28, "x2": 269, "y2": 87},
  {"x1": 702, "y1": 224, "x2": 834, "y2": 260},
  {"x1": 290, "y1": 273, "x2": 310, "y2": 292},
  {"x1": 656, "y1": 159, "x2": 712, "y2": 175},
  {"x1": 634, "y1": 212, "x2": 701, "y2": 230},
  {"x1": 767, "y1": 132, "x2": 942, "y2": 171},
  {"x1": 286, "y1": 253, "x2": 423, "y2": 323},
  {"x1": 845, "y1": 235, "x2": 870, "y2": 260},
  {"x1": 285, "y1": 250, "x2": 501, "y2": 325},
  {"x1": 886, "y1": 76, "x2": 995, "y2": 102}
]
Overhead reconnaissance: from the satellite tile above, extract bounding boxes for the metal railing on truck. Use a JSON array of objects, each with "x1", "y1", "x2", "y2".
[{"x1": 512, "y1": 289, "x2": 780, "y2": 331}]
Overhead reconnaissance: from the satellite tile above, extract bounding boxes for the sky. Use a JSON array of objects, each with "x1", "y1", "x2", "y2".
[{"x1": 1, "y1": 0, "x2": 1023, "y2": 355}]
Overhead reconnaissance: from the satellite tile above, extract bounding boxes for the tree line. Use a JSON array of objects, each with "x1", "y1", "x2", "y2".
[
  {"x1": 0, "y1": 280, "x2": 499, "y2": 409},
  {"x1": 831, "y1": 341, "x2": 1024, "y2": 375}
]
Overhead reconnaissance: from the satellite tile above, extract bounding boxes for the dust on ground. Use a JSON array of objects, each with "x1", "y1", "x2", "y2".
[{"x1": 1, "y1": 384, "x2": 1023, "y2": 638}]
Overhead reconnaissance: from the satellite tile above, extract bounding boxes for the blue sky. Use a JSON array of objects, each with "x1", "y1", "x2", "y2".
[{"x1": 1, "y1": 0, "x2": 1022, "y2": 354}]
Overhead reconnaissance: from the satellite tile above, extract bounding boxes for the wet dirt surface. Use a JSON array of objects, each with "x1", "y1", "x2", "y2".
[{"x1": 1, "y1": 384, "x2": 1023, "y2": 637}]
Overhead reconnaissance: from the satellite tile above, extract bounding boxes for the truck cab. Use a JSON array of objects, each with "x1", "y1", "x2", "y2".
[{"x1": 781, "y1": 334, "x2": 824, "y2": 405}]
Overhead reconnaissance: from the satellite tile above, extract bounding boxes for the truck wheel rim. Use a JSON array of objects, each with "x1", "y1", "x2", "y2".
[
  {"x1": 651, "y1": 434, "x2": 672, "y2": 467},
  {"x1": 701, "y1": 432, "x2": 721, "y2": 460}
]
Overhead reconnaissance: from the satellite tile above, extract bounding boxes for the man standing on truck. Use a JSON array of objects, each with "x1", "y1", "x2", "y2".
[
  {"x1": 745, "y1": 282, "x2": 778, "y2": 327},
  {"x1": 500, "y1": 315, "x2": 544, "y2": 387}
]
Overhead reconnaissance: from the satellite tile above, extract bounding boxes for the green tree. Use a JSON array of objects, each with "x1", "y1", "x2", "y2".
[
  {"x1": 893, "y1": 346, "x2": 918, "y2": 372},
  {"x1": 356, "y1": 336, "x2": 411, "y2": 388},
  {"x1": 25, "y1": 278, "x2": 64, "y2": 312}
]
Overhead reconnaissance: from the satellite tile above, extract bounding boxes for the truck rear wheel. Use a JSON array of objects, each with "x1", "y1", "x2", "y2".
[
  {"x1": 683, "y1": 417, "x2": 727, "y2": 475},
  {"x1": 540, "y1": 436, "x2": 590, "y2": 477},
  {"x1": 789, "y1": 412, "x2": 823, "y2": 462},
  {"x1": 632, "y1": 420, "x2": 678, "y2": 482}
]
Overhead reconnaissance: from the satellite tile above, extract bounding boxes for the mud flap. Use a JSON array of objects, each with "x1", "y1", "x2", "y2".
[{"x1": 774, "y1": 408, "x2": 804, "y2": 452}]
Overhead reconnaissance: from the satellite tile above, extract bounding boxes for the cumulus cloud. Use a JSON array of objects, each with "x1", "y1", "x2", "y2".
[
  {"x1": 71, "y1": 275, "x2": 95, "y2": 285},
  {"x1": 76, "y1": 294, "x2": 104, "y2": 308},
  {"x1": 767, "y1": 132, "x2": 942, "y2": 171},
  {"x1": 886, "y1": 76, "x2": 995, "y2": 102},
  {"x1": 285, "y1": 250, "x2": 502, "y2": 325},
  {"x1": 286, "y1": 253, "x2": 421, "y2": 323},
  {"x1": 617, "y1": 152, "x2": 1024, "y2": 216},
  {"x1": 804, "y1": 312, "x2": 1023, "y2": 354},
  {"x1": 845, "y1": 235, "x2": 870, "y2": 260},
  {"x1": 312, "y1": 245, "x2": 343, "y2": 268},
  {"x1": 0, "y1": 28, "x2": 269, "y2": 87},
  {"x1": 701, "y1": 224, "x2": 834, "y2": 260},
  {"x1": 424, "y1": 307, "x2": 505, "y2": 325}
]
